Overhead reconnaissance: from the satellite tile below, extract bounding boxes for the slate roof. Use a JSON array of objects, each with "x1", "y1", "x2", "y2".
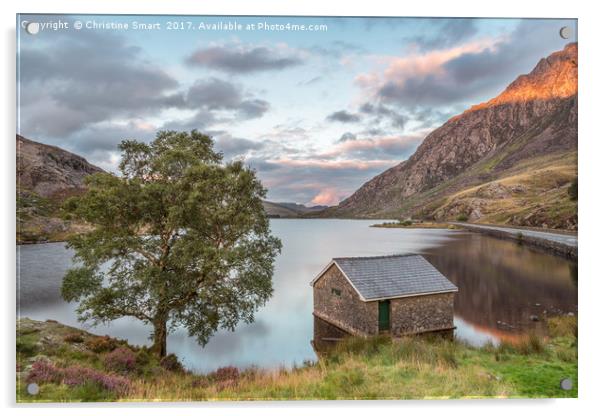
[{"x1": 319, "y1": 254, "x2": 458, "y2": 301}]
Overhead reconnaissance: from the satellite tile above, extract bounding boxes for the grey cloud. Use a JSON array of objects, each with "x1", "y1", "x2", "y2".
[
  {"x1": 338, "y1": 132, "x2": 357, "y2": 142},
  {"x1": 238, "y1": 99, "x2": 270, "y2": 119},
  {"x1": 186, "y1": 78, "x2": 269, "y2": 118},
  {"x1": 162, "y1": 111, "x2": 217, "y2": 132},
  {"x1": 361, "y1": 127, "x2": 387, "y2": 137},
  {"x1": 326, "y1": 110, "x2": 361, "y2": 123},
  {"x1": 166, "y1": 78, "x2": 270, "y2": 130},
  {"x1": 359, "y1": 103, "x2": 407, "y2": 129},
  {"x1": 214, "y1": 135, "x2": 265, "y2": 160},
  {"x1": 20, "y1": 23, "x2": 180, "y2": 137},
  {"x1": 408, "y1": 19, "x2": 478, "y2": 51},
  {"x1": 186, "y1": 45, "x2": 303, "y2": 74},
  {"x1": 186, "y1": 78, "x2": 243, "y2": 109}
]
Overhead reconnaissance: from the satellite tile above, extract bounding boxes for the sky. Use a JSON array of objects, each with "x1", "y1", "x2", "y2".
[{"x1": 17, "y1": 15, "x2": 577, "y2": 206}]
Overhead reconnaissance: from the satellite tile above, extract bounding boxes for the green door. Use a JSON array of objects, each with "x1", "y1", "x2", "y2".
[{"x1": 378, "y1": 300, "x2": 390, "y2": 331}]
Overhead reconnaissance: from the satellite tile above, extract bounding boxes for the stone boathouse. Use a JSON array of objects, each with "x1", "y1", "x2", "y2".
[{"x1": 311, "y1": 254, "x2": 458, "y2": 348}]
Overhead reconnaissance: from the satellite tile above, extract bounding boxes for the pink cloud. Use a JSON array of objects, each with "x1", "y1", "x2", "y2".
[
  {"x1": 319, "y1": 134, "x2": 424, "y2": 158},
  {"x1": 355, "y1": 39, "x2": 498, "y2": 97},
  {"x1": 266, "y1": 158, "x2": 397, "y2": 170},
  {"x1": 311, "y1": 188, "x2": 346, "y2": 206}
]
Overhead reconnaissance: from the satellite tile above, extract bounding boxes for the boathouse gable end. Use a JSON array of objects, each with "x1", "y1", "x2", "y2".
[{"x1": 312, "y1": 263, "x2": 379, "y2": 336}]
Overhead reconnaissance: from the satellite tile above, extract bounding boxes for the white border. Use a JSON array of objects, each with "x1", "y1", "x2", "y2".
[{"x1": 2, "y1": 1, "x2": 601, "y2": 415}]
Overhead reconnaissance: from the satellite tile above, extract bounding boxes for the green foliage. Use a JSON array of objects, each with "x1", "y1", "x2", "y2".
[
  {"x1": 159, "y1": 354, "x2": 184, "y2": 373},
  {"x1": 456, "y1": 214, "x2": 469, "y2": 222},
  {"x1": 568, "y1": 177, "x2": 578, "y2": 201},
  {"x1": 16, "y1": 335, "x2": 38, "y2": 356},
  {"x1": 61, "y1": 130, "x2": 282, "y2": 357}
]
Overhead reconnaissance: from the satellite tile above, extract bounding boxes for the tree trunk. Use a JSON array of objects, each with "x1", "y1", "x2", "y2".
[{"x1": 152, "y1": 318, "x2": 168, "y2": 358}]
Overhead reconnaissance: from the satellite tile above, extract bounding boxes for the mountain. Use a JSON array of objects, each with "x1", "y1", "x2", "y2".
[
  {"x1": 332, "y1": 43, "x2": 577, "y2": 230},
  {"x1": 17, "y1": 135, "x2": 103, "y2": 199},
  {"x1": 262, "y1": 201, "x2": 328, "y2": 218},
  {"x1": 17, "y1": 135, "x2": 103, "y2": 243}
]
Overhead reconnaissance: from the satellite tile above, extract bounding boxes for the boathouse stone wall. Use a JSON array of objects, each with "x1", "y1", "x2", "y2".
[
  {"x1": 389, "y1": 292, "x2": 455, "y2": 336},
  {"x1": 313, "y1": 264, "x2": 378, "y2": 336}
]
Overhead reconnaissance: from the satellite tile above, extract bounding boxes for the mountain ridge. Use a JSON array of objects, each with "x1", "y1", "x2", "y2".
[
  {"x1": 17, "y1": 135, "x2": 103, "y2": 243},
  {"x1": 330, "y1": 43, "x2": 578, "y2": 229}
]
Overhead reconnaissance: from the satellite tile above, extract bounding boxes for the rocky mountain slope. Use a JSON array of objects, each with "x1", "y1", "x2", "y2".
[
  {"x1": 332, "y1": 43, "x2": 578, "y2": 230},
  {"x1": 17, "y1": 135, "x2": 103, "y2": 198},
  {"x1": 17, "y1": 135, "x2": 103, "y2": 243}
]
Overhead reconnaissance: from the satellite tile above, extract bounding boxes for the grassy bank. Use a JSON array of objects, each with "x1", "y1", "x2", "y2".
[{"x1": 16, "y1": 317, "x2": 577, "y2": 402}]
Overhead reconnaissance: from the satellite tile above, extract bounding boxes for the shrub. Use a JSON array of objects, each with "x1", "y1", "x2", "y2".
[
  {"x1": 26, "y1": 359, "x2": 61, "y2": 384},
  {"x1": 210, "y1": 366, "x2": 240, "y2": 382},
  {"x1": 400, "y1": 220, "x2": 413, "y2": 226},
  {"x1": 63, "y1": 365, "x2": 131, "y2": 395},
  {"x1": 26, "y1": 359, "x2": 131, "y2": 395},
  {"x1": 135, "y1": 348, "x2": 152, "y2": 367},
  {"x1": 160, "y1": 353, "x2": 184, "y2": 373},
  {"x1": 457, "y1": 214, "x2": 468, "y2": 222},
  {"x1": 16, "y1": 338, "x2": 37, "y2": 356},
  {"x1": 103, "y1": 347, "x2": 137, "y2": 373},
  {"x1": 190, "y1": 378, "x2": 210, "y2": 389},
  {"x1": 63, "y1": 333, "x2": 84, "y2": 343},
  {"x1": 85, "y1": 335, "x2": 118, "y2": 353}
]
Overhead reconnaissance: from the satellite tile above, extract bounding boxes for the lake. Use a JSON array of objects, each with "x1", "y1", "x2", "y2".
[{"x1": 17, "y1": 219, "x2": 577, "y2": 373}]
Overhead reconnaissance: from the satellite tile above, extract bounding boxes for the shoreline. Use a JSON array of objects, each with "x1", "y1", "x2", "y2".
[{"x1": 450, "y1": 222, "x2": 577, "y2": 260}]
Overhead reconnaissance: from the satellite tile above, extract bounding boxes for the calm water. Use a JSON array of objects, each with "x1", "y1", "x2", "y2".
[{"x1": 17, "y1": 219, "x2": 577, "y2": 372}]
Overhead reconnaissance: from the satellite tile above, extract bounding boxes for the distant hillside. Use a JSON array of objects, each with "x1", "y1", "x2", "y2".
[
  {"x1": 17, "y1": 135, "x2": 103, "y2": 243},
  {"x1": 262, "y1": 201, "x2": 328, "y2": 218},
  {"x1": 17, "y1": 135, "x2": 103, "y2": 199},
  {"x1": 331, "y1": 43, "x2": 578, "y2": 230}
]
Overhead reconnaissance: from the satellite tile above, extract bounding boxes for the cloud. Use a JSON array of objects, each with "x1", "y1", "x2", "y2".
[
  {"x1": 254, "y1": 158, "x2": 398, "y2": 205},
  {"x1": 408, "y1": 19, "x2": 478, "y2": 51},
  {"x1": 356, "y1": 19, "x2": 574, "y2": 107},
  {"x1": 308, "y1": 40, "x2": 366, "y2": 58},
  {"x1": 19, "y1": 21, "x2": 180, "y2": 138},
  {"x1": 186, "y1": 77, "x2": 243, "y2": 108},
  {"x1": 310, "y1": 188, "x2": 347, "y2": 206},
  {"x1": 321, "y1": 134, "x2": 424, "y2": 160},
  {"x1": 238, "y1": 99, "x2": 270, "y2": 119},
  {"x1": 213, "y1": 135, "x2": 264, "y2": 160},
  {"x1": 326, "y1": 110, "x2": 361, "y2": 123},
  {"x1": 297, "y1": 76, "x2": 323, "y2": 86},
  {"x1": 266, "y1": 158, "x2": 396, "y2": 171},
  {"x1": 185, "y1": 78, "x2": 269, "y2": 118},
  {"x1": 338, "y1": 132, "x2": 357, "y2": 142},
  {"x1": 165, "y1": 78, "x2": 270, "y2": 130},
  {"x1": 359, "y1": 103, "x2": 408, "y2": 129},
  {"x1": 186, "y1": 44, "x2": 303, "y2": 74}
]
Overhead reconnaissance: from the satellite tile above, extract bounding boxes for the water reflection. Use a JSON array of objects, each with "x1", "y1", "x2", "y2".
[
  {"x1": 425, "y1": 232, "x2": 577, "y2": 345},
  {"x1": 17, "y1": 220, "x2": 577, "y2": 371}
]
